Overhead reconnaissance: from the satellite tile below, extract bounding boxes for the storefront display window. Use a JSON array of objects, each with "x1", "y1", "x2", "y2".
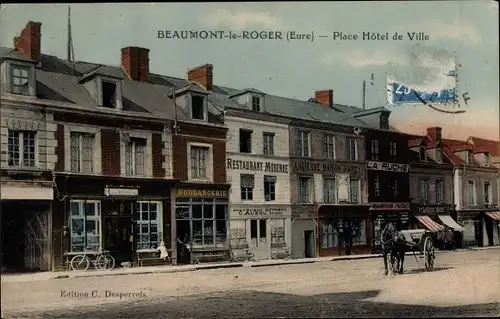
[
  {"x1": 135, "y1": 201, "x2": 162, "y2": 250},
  {"x1": 69, "y1": 200, "x2": 101, "y2": 252},
  {"x1": 270, "y1": 219, "x2": 286, "y2": 245},
  {"x1": 321, "y1": 219, "x2": 340, "y2": 249},
  {"x1": 351, "y1": 219, "x2": 366, "y2": 246}
]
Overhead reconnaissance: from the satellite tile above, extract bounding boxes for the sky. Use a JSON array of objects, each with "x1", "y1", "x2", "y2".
[{"x1": 1, "y1": 2, "x2": 498, "y2": 141}]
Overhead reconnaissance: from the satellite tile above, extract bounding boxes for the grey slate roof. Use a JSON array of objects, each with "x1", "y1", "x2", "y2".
[{"x1": 1, "y1": 45, "x2": 393, "y2": 129}]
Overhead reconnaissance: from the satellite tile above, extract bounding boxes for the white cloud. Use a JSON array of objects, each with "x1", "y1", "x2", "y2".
[
  {"x1": 202, "y1": 9, "x2": 282, "y2": 30},
  {"x1": 321, "y1": 49, "x2": 407, "y2": 68}
]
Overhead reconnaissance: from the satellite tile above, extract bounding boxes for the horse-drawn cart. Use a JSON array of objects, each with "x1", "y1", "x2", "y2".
[{"x1": 387, "y1": 229, "x2": 436, "y2": 275}]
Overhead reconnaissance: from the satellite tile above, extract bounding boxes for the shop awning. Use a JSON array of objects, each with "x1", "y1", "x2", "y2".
[
  {"x1": 438, "y1": 215, "x2": 464, "y2": 231},
  {"x1": 485, "y1": 211, "x2": 500, "y2": 221},
  {"x1": 415, "y1": 216, "x2": 445, "y2": 233}
]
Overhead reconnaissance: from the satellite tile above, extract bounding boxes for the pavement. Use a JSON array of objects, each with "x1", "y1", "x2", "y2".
[
  {"x1": 1, "y1": 249, "x2": 499, "y2": 318},
  {"x1": 1, "y1": 246, "x2": 499, "y2": 283}
]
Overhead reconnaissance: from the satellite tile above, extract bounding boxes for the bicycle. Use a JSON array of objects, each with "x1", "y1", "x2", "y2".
[{"x1": 70, "y1": 249, "x2": 116, "y2": 271}]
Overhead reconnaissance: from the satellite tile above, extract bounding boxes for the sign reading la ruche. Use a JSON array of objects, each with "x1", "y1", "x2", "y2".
[
  {"x1": 366, "y1": 161, "x2": 409, "y2": 173},
  {"x1": 291, "y1": 160, "x2": 361, "y2": 177},
  {"x1": 227, "y1": 158, "x2": 288, "y2": 173},
  {"x1": 176, "y1": 188, "x2": 228, "y2": 197}
]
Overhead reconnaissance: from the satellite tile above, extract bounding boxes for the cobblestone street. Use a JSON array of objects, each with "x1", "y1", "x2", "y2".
[{"x1": 2, "y1": 250, "x2": 499, "y2": 318}]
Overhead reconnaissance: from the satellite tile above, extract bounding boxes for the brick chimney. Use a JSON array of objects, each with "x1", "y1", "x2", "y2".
[
  {"x1": 121, "y1": 47, "x2": 150, "y2": 82},
  {"x1": 315, "y1": 90, "x2": 333, "y2": 107},
  {"x1": 187, "y1": 64, "x2": 213, "y2": 91},
  {"x1": 14, "y1": 21, "x2": 42, "y2": 61},
  {"x1": 427, "y1": 127, "x2": 442, "y2": 141}
]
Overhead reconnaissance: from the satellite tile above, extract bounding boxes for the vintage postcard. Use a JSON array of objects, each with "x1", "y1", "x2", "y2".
[{"x1": 0, "y1": 2, "x2": 498, "y2": 318}]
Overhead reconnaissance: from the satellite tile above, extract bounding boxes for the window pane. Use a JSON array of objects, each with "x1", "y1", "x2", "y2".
[
  {"x1": 71, "y1": 202, "x2": 80, "y2": 216},
  {"x1": 85, "y1": 203, "x2": 96, "y2": 216},
  {"x1": 193, "y1": 220, "x2": 203, "y2": 245},
  {"x1": 215, "y1": 220, "x2": 227, "y2": 244},
  {"x1": 192, "y1": 205, "x2": 202, "y2": 219},
  {"x1": 71, "y1": 218, "x2": 84, "y2": 235},
  {"x1": 203, "y1": 220, "x2": 214, "y2": 245},
  {"x1": 203, "y1": 205, "x2": 213, "y2": 219},
  {"x1": 250, "y1": 220, "x2": 257, "y2": 239},
  {"x1": 215, "y1": 205, "x2": 226, "y2": 219},
  {"x1": 259, "y1": 220, "x2": 267, "y2": 238}
]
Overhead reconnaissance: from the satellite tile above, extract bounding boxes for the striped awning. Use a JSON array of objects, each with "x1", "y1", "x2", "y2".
[
  {"x1": 438, "y1": 215, "x2": 464, "y2": 231},
  {"x1": 485, "y1": 211, "x2": 500, "y2": 221},
  {"x1": 416, "y1": 216, "x2": 445, "y2": 233}
]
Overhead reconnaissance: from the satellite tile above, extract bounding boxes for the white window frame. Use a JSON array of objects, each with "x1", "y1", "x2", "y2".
[
  {"x1": 263, "y1": 132, "x2": 275, "y2": 155},
  {"x1": 298, "y1": 176, "x2": 311, "y2": 203},
  {"x1": 241, "y1": 174, "x2": 255, "y2": 201},
  {"x1": 435, "y1": 179, "x2": 444, "y2": 203},
  {"x1": 467, "y1": 180, "x2": 476, "y2": 206},
  {"x1": 323, "y1": 177, "x2": 336, "y2": 203},
  {"x1": 373, "y1": 175, "x2": 381, "y2": 197},
  {"x1": 70, "y1": 132, "x2": 95, "y2": 173},
  {"x1": 264, "y1": 175, "x2": 276, "y2": 201},
  {"x1": 297, "y1": 131, "x2": 310, "y2": 157},
  {"x1": 346, "y1": 137, "x2": 358, "y2": 161},
  {"x1": 136, "y1": 201, "x2": 162, "y2": 250},
  {"x1": 483, "y1": 181, "x2": 491, "y2": 205},
  {"x1": 190, "y1": 145, "x2": 209, "y2": 179},
  {"x1": 251, "y1": 95, "x2": 261, "y2": 112},
  {"x1": 250, "y1": 219, "x2": 267, "y2": 247},
  {"x1": 190, "y1": 94, "x2": 207, "y2": 121},
  {"x1": 10, "y1": 64, "x2": 32, "y2": 95},
  {"x1": 389, "y1": 141, "x2": 397, "y2": 159},
  {"x1": 349, "y1": 179, "x2": 360, "y2": 203},
  {"x1": 7, "y1": 130, "x2": 37, "y2": 167},
  {"x1": 187, "y1": 142, "x2": 213, "y2": 182},
  {"x1": 419, "y1": 179, "x2": 429, "y2": 203},
  {"x1": 371, "y1": 139, "x2": 379, "y2": 161},
  {"x1": 125, "y1": 137, "x2": 147, "y2": 176},
  {"x1": 323, "y1": 134, "x2": 335, "y2": 159},
  {"x1": 69, "y1": 200, "x2": 101, "y2": 253}
]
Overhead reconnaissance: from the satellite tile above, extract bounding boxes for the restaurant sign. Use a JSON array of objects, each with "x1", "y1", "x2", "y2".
[
  {"x1": 227, "y1": 158, "x2": 289, "y2": 173},
  {"x1": 291, "y1": 160, "x2": 361, "y2": 177},
  {"x1": 370, "y1": 203, "x2": 410, "y2": 211},
  {"x1": 366, "y1": 161, "x2": 409, "y2": 173},
  {"x1": 417, "y1": 205, "x2": 452, "y2": 215},
  {"x1": 175, "y1": 188, "x2": 228, "y2": 198}
]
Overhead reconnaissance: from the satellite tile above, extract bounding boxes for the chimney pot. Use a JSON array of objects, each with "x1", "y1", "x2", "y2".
[
  {"x1": 426, "y1": 127, "x2": 442, "y2": 141},
  {"x1": 314, "y1": 90, "x2": 333, "y2": 107},
  {"x1": 121, "y1": 46, "x2": 150, "y2": 82},
  {"x1": 14, "y1": 21, "x2": 42, "y2": 61},
  {"x1": 187, "y1": 64, "x2": 213, "y2": 90}
]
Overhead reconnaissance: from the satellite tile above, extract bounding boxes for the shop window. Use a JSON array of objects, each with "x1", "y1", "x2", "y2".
[
  {"x1": 70, "y1": 132, "x2": 94, "y2": 173},
  {"x1": 8, "y1": 130, "x2": 36, "y2": 167},
  {"x1": 69, "y1": 200, "x2": 101, "y2": 252},
  {"x1": 125, "y1": 137, "x2": 147, "y2": 176},
  {"x1": 264, "y1": 175, "x2": 276, "y2": 201},
  {"x1": 250, "y1": 219, "x2": 267, "y2": 247},
  {"x1": 135, "y1": 201, "x2": 161, "y2": 249},
  {"x1": 240, "y1": 174, "x2": 254, "y2": 200},
  {"x1": 192, "y1": 202, "x2": 228, "y2": 246},
  {"x1": 229, "y1": 220, "x2": 246, "y2": 246},
  {"x1": 351, "y1": 219, "x2": 366, "y2": 246},
  {"x1": 321, "y1": 219, "x2": 339, "y2": 249},
  {"x1": 270, "y1": 219, "x2": 286, "y2": 246}
]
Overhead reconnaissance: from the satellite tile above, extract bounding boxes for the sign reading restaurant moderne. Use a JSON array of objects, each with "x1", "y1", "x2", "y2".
[
  {"x1": 227, "y1": 159, "x2": 289, "y2": 173},
  {"x1": 366, "y1": 161, "x2": 409, "y2": 173},
  {"x1": 291, "y1": 159, "x2": 361, "y2": 176},
  {"x1": 176, "y1": 188, "x2": 228, "y2": 198}
]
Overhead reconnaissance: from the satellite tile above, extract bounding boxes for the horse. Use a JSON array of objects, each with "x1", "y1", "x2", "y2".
[{"x1": 380, "y1": 222, "x2": 407, "y2": 275}]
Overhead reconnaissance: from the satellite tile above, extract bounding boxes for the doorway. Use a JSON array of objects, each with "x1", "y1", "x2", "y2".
[
  {"x1": 176, "y1": 219, "x2": 191, "y2": 264},
  {"x1": 304, "y1": 230, "x2": 315, "y2": 258},
  {"x1": 103, "y1": 217, "x2": 133, "y2": 266}
]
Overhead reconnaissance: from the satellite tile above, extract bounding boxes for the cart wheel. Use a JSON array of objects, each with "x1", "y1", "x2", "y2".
[{"x1": 424, "y1": 237, "x2": 435, "y2": 271}]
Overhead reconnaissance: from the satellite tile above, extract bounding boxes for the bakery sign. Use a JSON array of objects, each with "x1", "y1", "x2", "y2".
[
  {"x1": 370, "y1": 203, "x2": 410, "y2": 211},
  {"x1": 366, "y1": 161, "x2": 409, "y2": 173},
  {"x1": 291, "y1": 160, "x2": 361, "y2": 177}
]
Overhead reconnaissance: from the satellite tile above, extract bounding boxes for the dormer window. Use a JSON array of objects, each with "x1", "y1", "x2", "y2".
[
  {"x1": 467, "y1": 151, "x2": 474, "y2": 164},
  {"x1": 191, "y1": 95, "x2": 206, "y2": 120},
  {"x1": 102, "y1": 80, "x2": 117, "y2": 108},
  {"x1": 419, "y1": 147, "x2": 427, "y2": 161},
  {"x1": 484, "y1": 152, "x2": 491, "y2": 166},
  {"x1": 5, "y1": 62, "x2": 35, "y2": 96},
  {"x1": 251, "y1": 96, "x2": 261, "y2": 112},
  {"x1": 380, "y1": 115, "x2": 389, "y2": 130}
]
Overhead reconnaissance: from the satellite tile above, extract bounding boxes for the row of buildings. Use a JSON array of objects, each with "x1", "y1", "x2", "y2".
[{"x1": 1, "y1": 22, "x2": 499, "y2": 272}]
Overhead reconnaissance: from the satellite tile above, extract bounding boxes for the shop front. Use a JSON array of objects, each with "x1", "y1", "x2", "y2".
[
  {"x1": 174, "y1": 186, "x2": 230, "y2": 264},
  {"x1": 52, "y1": 174, "x2": 173, "y2": 270},
  {"x1": 228, "y1": 204, "x2": 291, "y2": 261},
  {"x1": 318, "y1": 204, "x2": 371, "y2": 256},
  {"x1": 480, "y1": 211, "x2": 500, "y2": 247},
  {"x1": 369, "y1": 202, "x2": 410, "y2": 253},
  {"x1": 412, "y1": 204, "x2": 453, "y2": 248},
  {"x1": 1, "y1": 171, "x2": 54, "y2": 273},
  {"x1": 291, "y1": 205, "x2": 317, "y2": 258}
]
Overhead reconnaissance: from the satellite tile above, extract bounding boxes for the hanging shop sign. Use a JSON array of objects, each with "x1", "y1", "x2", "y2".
[
  {"x1": 370, "y1": 203, "x2": 410, "y2": 211},
  {"x1": 104, "y1": 187, "x2": 139, "y2": 197},
  {"x1": 175, "y1": 188, "x2": 228, "y2": 198},
  {"x1": 290, "y1": 160, "x2": 362, "y2": 177},
  {"x1": 416, "y1": 205, "x2": 453, "y2": 215},
  {"x1": 366, "y1": 161, "x2": 409, "y2": 173}
]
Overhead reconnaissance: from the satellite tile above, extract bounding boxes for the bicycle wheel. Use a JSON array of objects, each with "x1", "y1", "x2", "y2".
[
  {"x1": 70, "y1": 255, "x2": 90, "y2": 271},
  {"x1": 96, "y1": 254, "x2": 115, "y2": 270}
]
